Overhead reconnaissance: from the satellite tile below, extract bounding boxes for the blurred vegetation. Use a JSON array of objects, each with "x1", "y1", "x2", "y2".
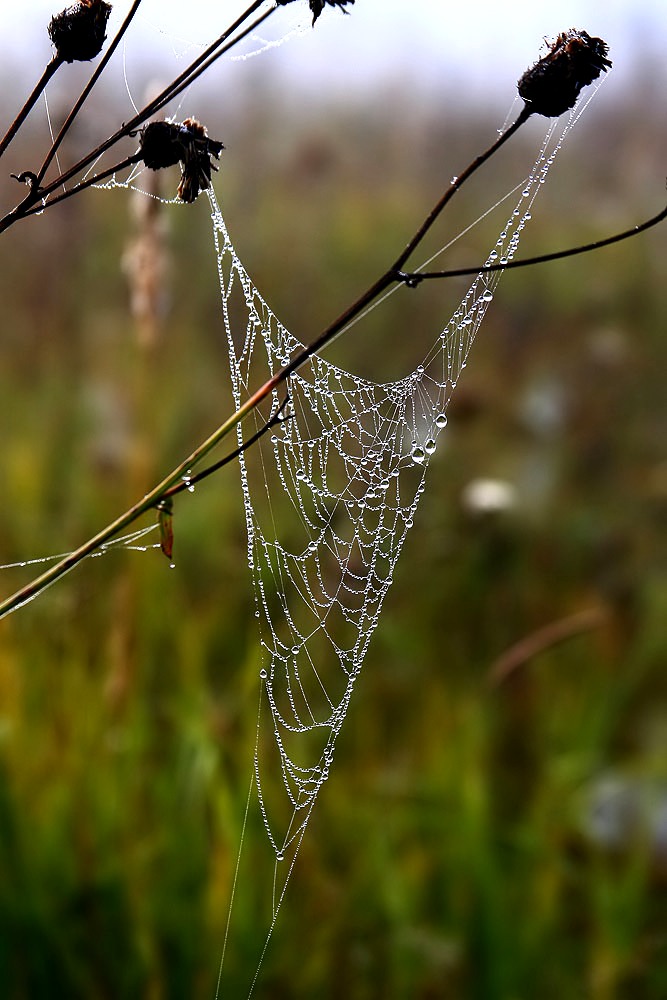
[{"x1": 0, "y1": 57, "x2": 665, "y2": 1000}]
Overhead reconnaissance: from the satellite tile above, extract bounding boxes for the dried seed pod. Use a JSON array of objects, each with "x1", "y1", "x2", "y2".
[
  {"x1": 138, "y1": 121, "x2": 183, "y2": 170},
  {"x1": 518, "y1": 29, "x2": 611, "y2": 118},
  {"x1": 275, "y1": 0, "x2": 355, "y2": 26},
  {"x1": 48, "y1": 0, "x2": 112, "y2": 63},
  {"x1": 139, "y1": 119, "x2": 225, "y2": 203}
]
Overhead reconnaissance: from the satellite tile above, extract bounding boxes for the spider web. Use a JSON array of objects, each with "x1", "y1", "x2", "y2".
[{"x1": 211, "y1": 102, "x2": 591, "y2": 992}]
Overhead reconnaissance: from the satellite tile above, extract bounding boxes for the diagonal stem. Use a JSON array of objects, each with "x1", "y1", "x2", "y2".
[
  {"x1": 391, "y1": 105, "x2": 532, "y2": 272},
  {"x1": 396, "y1": 201, "x2": 667, "y2": 283},
  {"x1": 0, "y1": 56, "x2": 62, "y2": 160}
]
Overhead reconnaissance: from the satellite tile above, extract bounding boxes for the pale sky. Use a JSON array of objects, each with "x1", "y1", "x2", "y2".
[{"x1": 2, "y1": 1, "x2": 666, "y2": 102}]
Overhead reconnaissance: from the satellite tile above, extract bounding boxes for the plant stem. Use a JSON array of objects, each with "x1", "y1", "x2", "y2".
[
  {"x1": 0, "y1": 154, "x2": 142, "y2": 234},
  {"x1": 391, "y1": 105, "x2": 532, "y2": 273},
  {"x1": 0, "y1": 110, "x2": 536, "y2": 619},
  {"x1": 0, "y1": 56, "x2": 62, "y2": 161},
  {"x1": 397, "y1": 201, "x2": 667, "y2": 283},
  {"x1": 162, "y1": 396, "x2": 291, "y2": 499}
]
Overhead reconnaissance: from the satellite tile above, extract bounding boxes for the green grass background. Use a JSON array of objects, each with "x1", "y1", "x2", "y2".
[{"x1": 0, "y1": 75, "x2": 665, "y2": 999}]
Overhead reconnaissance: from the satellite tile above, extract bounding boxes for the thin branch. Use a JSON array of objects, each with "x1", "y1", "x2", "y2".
[
  {"x1": 391, "y1": 105, "x2": 533, "y2": 272},
  {"x1": 487, "y1": 607, "x2": 608, "y2": 687},
  {"x1": 22, "y1": 153, "x2": 142, "y2": 217},
  {"x1": 397, "y1": 202, "x2": 667, "y2": 285},
  {"x1": 0, "y1": 56, "x2": 62, "y2": 160},
  {"x1": 159, "y1": 396, "x2": 291, "y2": 500}
]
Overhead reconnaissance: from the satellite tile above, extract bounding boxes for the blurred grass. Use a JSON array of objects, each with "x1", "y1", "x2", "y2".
[{"x1": 0, "y1": 79, "x2": 665, "y2": 999}]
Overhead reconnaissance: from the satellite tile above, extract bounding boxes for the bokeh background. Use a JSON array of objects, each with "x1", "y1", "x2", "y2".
[{"x1": 0, "y1": 2, "x2": 665, "y2": 997}]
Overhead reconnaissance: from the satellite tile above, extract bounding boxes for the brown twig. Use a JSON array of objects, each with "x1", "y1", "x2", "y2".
[
  {"x1": 0, "y1": 55, "x2": 62, "y2": 160},
  {"x1": 392, "y1": 104, "x2": 533, "y2": 273},
  {"x1": 397, "y1": 202, "x2": 667, "y2": 285},
  {"x1": 487, "y1": 606, "x2": 609, "y2": 688}
]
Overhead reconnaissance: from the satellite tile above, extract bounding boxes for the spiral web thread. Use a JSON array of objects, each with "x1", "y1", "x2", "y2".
[{"x1": 208, "y1": 107, "x2": 589, "y2": 891}]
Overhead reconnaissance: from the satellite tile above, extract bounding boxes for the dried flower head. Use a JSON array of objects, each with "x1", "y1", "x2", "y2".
[
  {"x1": 139, "y1": 118, "x2": 225, "y2": 203},
  {"x1": 275, "y1": 0, "x2": 355, "y2": 26},
  {"x1": 48, "y1": 0, "x2": 112, "y2": 63},
  {"x1": 518, "y1": 29, "x2": 611, "y2": 118}
]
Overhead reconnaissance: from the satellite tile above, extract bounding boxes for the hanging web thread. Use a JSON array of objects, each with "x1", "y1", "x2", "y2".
[{"x1": 210, "y1": 104, "x2": 589, "y2": 880}]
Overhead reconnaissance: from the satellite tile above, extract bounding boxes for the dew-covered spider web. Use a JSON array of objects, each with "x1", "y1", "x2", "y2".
[{"x1": 210, "y1": 99, "x2": 595, "y2": 993}]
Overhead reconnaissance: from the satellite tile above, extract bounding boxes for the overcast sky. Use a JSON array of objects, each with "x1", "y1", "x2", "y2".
[
  {"x1": 3, "y1": 1, "x2": 666, "y2": 103},
  {"x1": 0, "y1": 0, "x2": 667, "y2": 136}
]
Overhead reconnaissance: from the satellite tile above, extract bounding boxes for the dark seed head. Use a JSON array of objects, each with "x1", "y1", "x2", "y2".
[
  {"x1": 518, "y1": 29, "x2": 611, "y2": 118},
  {"x1": 48, "y1": 0, "x2": 112, "y2": 63},
  {"x1": 139, "y1": 118, "x2": 225, "y2": 203},
  {"x1": 138, "y1": 121, "x2": 183, "y2": 170}
]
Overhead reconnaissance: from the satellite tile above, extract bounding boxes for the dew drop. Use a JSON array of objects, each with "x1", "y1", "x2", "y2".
[
  {"x1": 411, "y1": 446, "x2": 425, "y2": 465},
  {"x1": 260, "y1": 668, "x2": 268, "y2": 679},
  {"x1": 276, "y1": 853, "x2": 284, "y2": 863},
  {"x1": 435, "y1": 413, "x2": 448, "y2": 429},
  {"x1": 425, "y1": 439, "x2": 436, "y2": 456},
  {"x1": 481, "y1": 289, "x2": 494, "y2": 303}
]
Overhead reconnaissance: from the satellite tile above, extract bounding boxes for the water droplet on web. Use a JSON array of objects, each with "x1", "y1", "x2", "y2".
[
  {"x1": 291, "y1": 645, "x2": 300, "y2": 656},
  {"x1": 522, "y1": 188, "x2": 531, "y2": 198},
  {"x1": 481, "y1": 289, "x2": 494, "y2": 303},
  {"x1": 276, "y1": 853, "x2": 284, "y2": 863},
  {"x1": 260, "y1": 668, "x2": 268, "y2": 679},
  {"x1": 435, "y1": 413, "x2": 448, "y2": 429},
  {"x1": 411, "y1": 446, "x2": 425, "y2": 465},
  {"x1": 425, "y1": 439, "x2": 436, "y2": 456}
]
